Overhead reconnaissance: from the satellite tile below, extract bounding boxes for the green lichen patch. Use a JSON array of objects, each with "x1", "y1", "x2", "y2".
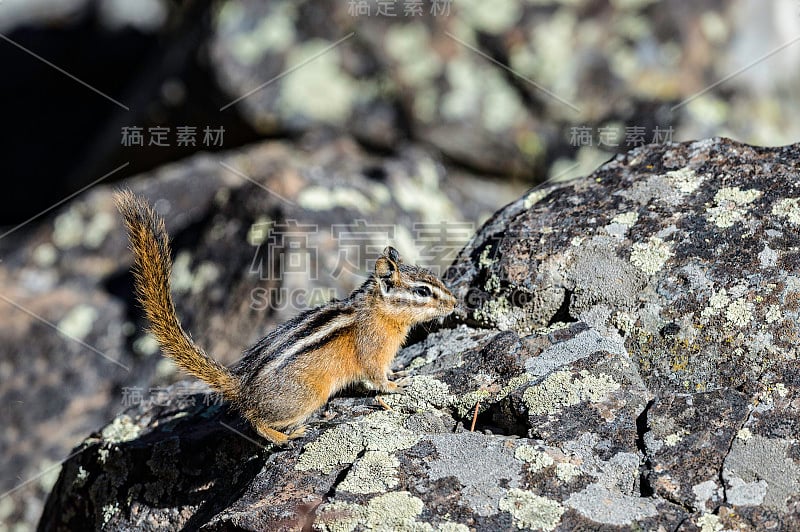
[
  {"x1": 101, "y1": 503, "x2": 120, "y2": 526},
  {"x1": 52, "y1": 205, "x2": 116, "y2": 249},
  {"x1": 280, "y1": 40, "x2": 355, "y2": 124},
  {"x1": 523, "y1": 189, "x2": 549, "y2": 209},
  {"x1": 101, "y1": 415, "x2": 142, "y2": 444},
  {"x1": 53, "y1": 206, "x2": 84, "y2": 249},
  {"x1": 701, "y1": 288, "x2": 730, "y2": 318},
  {"x1": 765, "y1": 304, "x2": 783, "y2": 323},
  {"x1": 473, "y1": 295, "x2": 536, "y2": 333},
  {"x1": 697, "y1": 512, "x2": 723, "y2": 532},
  {"x1": 295, "y1": 423, "x2": 363, "y2": 474},
  {"x1": 514, "y1": 444, "x2": 554, "y2": 472},
  {"x1": 736, "y1": 427, "x2": 752, "y2": 441},
  {"x1": 725, "y1": 297, "x2": 753, "y2": 327},
  {"x1": 84, "y1": 211, "x2": 115, "y2": 249},
  {"x1": 706, "y1": 186, "x2": 762, "y2": 228},
  {"x1": 37, "y1": 459, "x2": 63, "y2": 493},
  {"x1": 451, "y1": 388, "x2": 491, "y2": 419},
  {"x1": 452, "y1": 373, "x2": 534, "y2": 419},
  {"x1": 296, "y1": 411, "x2": 418, "y2": 474},
  {"x1": 297, "y1": 186, "x2": 375, "y2": 213},
  {"x1": 772, "y1": 197, "x2": 800, "y2": 224},
  {"x1": 73, "y1": 466, "x2": 89, "y2": 488},
  {"x1": 315, "y1": 492, "x2": 431, "y2": 532},
  {"x1": 385, "y1": 23, "x2": 441, "y2": 86},
  {"x1": 33, "y1": 242, "x2": 58, "y2": 267},
  {"x1": 170, "y1": 251, "x2": 194, "y2": 294},
  {"x1": 338, "y1": 451, "x2": 400, "y2": 494},
  {"x1": 478, "y1": 245, "x2": 495, "y2": 268},
  {"x1": 555, "y1": 462, "x2": 580, "y2": 482},
  {"x1": 364, "y1": 492, "x2": 425, "y2": 530},
  {"x1": 315, "y1": 500, "x2": 366, "y2": 532},
  {"x1": 457, "y1": 0, "x2": 522, "y2": 34},
  {"x1": 382, "y1": 375, "x2": 452, "y2": 412},
  {"x1": 437, "y1": 524, "x2": 469, "y2": 532},
  {"x1": 664, "y1": 430, "x2": 688, "y2": 447},
  {"x1": 133, "y1": 333, "x2": 160, "y2": 357},
  {"x1": 522, "y1": 370, "x2": 621, "y2": 416},
  {"x1": 221, "y1": 3, "x2": 296, "y2": 64},
  {"x1": 362, "y1": 411, "x2": 420, "y2": 453},
  {"x1": 610, "y1": 211, "x2": 639, "y2": 226},
  {"x1": 629, "y1": 236, "x2": 673, "y2": 275},
  {"x1": 664, "y1": 167, "x2": 704, "y2": 193},
  {"x1": 168, "y1": 252, "x2": 220, "y2": 296},
  {"x1": 499, "y1": 488, "x2": 564, "y2": 531},
  {"x1": 57, "y1": 304, "x2": 99, "y2": 342}
]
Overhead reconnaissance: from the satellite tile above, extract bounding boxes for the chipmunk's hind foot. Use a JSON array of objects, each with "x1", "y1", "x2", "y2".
[
  {"x1": 251, "y1": 418, "x2": 308, "y2": 447},
  {"x1": 287, "y1": 424, "x2": 308, "y2": 439}
]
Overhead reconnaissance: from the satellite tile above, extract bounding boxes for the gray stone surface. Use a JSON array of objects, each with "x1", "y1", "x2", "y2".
[
  {"x1": 0, "y1": 136, "x2": 518, "y2": 529},
  {"x1": 36, "y1": 138, "x2": 800, "y2": 530}
]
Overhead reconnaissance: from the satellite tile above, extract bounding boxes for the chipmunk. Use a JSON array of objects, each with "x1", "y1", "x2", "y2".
[{"x1": 116, "y1": 191, "x2": 457, "y2": 445}]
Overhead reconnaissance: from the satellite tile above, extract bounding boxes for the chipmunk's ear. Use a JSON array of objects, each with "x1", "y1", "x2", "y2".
[
  {"x1": 375, "y1": 247, "x2": 401, "y2": 285},
  {"x1": 375, "y1": 255, "x2": 398, "y2": 279},
  {"x1": 382, "y1": 246, "x2": 403, "y2": 264}
]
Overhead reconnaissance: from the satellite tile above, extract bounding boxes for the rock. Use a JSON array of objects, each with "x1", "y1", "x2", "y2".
[
  {"x1": 446, "y1": 137, "x2": 800, "y2": 396},
  {"x1": 0, "y1": 135, "x2": 521, "y2": 529},
  {"x1": 209, "y1": 1, "x2": 800, "y2": 182},
  {"x1": 42, "y1": 323, "x2": 684, "y2": 531},
  {"x1": 644, "y1": 389, "x2": 749, "y2": 511},
  {"x1": 37, "y1": 138, "x2": 800, "y2": 530}
]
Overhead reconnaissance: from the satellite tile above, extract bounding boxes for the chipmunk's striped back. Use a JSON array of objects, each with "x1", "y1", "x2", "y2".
[{"x1": 236, "y1": 302, "x2": 359, "y2": 383}]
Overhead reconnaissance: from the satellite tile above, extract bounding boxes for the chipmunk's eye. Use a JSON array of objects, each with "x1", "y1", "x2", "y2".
[{"x1": 413, "y1": 286, "x2": 432, "y2": 298}]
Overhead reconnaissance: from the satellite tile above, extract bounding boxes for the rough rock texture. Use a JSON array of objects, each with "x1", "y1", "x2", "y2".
[
  {"x1": 211, "y1": 0, "x2": 800, "y2": 180},
  {"x1": 0, "y1": 135, "x2": 523, "y2": 527},
  {"x1": 446, "y1": 137, "x2": 800, "y2": 396},
  {"x1": 40, "y1": 138, "x2": 800, "y2": 530}
]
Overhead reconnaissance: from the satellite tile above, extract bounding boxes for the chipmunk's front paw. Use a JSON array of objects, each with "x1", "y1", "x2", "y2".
[
  {"x1": 380, "y1": 380, "x2": 402, "y2": 393},
  {"x1": 393, "y1": 376, "x2": 413, "y2": 388},
  {"x1": 287, "y1": 424, "x2": 308, "y2": 439}
]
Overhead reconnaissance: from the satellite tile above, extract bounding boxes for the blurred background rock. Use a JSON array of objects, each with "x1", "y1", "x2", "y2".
[{"x1": 0, "y1": 0, "x2": 798, "y2": 529}]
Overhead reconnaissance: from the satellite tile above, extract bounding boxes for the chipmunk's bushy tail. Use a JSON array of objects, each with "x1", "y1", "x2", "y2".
[{"x1": 115, "y1": 191, "x2": 239, "y2": 401}]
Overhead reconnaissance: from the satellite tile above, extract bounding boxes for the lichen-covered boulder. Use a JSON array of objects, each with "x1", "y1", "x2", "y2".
[
  {"x1": 42, "y1": 323, "x2": 683, "y2": 530},
  {"x1": 210, "y1": 1, "x2": 800, "y2": 181},
  {"x1": 40, "y1": 138, "x2": 800, "y2": 530},
  {"x1": 447, "y1": 137, "x2": 800, "y2": 397},
  {"x1": 2, "y1": 134, "x2": 520, "y2": 528}
]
